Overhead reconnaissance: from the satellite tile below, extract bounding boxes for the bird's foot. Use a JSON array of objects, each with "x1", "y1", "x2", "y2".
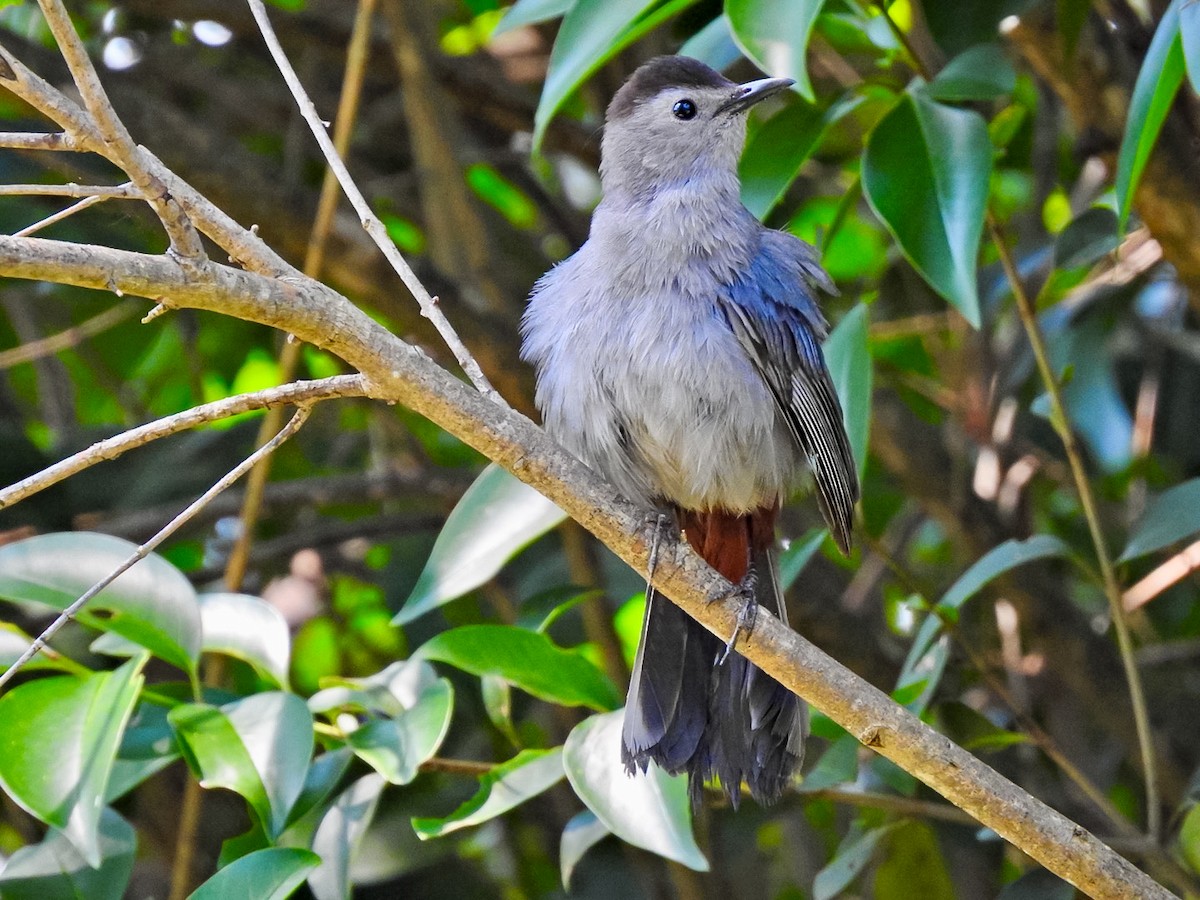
[
  {"x1": 642, "y1": 506, "x2": 677, "y2": 597},
  {"x1": 713, "y1": 569, "x2": 759, "y2": 665}
]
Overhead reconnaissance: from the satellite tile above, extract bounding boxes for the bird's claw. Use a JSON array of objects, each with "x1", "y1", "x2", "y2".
[
  {"x1": 714, "y1": 570, "x2": 759, "y2": 665},
  {"x1": 642, "y1": 508, "x2": 677, "y2": 596}
]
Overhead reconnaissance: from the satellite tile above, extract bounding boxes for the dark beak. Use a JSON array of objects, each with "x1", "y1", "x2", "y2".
[{"x1": 715, "y1": 76, "x2": 795, "y2": 116}]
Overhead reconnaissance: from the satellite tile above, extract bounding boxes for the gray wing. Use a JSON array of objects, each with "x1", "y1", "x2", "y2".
[{"x1": 718, "y1": 231, "x2": 859, "y2": 552}]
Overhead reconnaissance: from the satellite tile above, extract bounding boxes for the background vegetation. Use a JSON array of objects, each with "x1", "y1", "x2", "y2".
[{"x1": 0, "y1": 0, "x2": 1198, "y2": 897}]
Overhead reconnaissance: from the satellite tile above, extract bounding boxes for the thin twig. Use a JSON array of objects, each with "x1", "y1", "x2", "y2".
[
  {"x1": 244, "y1": 0, "x2": 498, "y2": 399},
  {"x1": 14, "y1": 193, "x2": 116, "y2": 237},
  {"x1": 0, "y1": 304, "x2": 137, "y2": 369},
  {"x1": 0, "y1": 182, "x2": 139, "y2": 199},
  {"x1": 1124, "y1": 539, "x2": 1200, "y2": 611},
  {"x1": 0, "y1": 130, "x2": 83, "y2": 151},
  {"x1": 33, "y1": 0, "x2": 206, "y2": 261},
  {"x1": 0, "y1": 375, "x2": 365, "y2": 511},
  {"x1": 0, "y1": 407, "x2": 312, "y2": 688},
  {"x1": 224, "y1": 0, "x2": 380, "y2": 593},
  {"x1": 990, "y1": 213, "x2": 1160, "y2": 841}
]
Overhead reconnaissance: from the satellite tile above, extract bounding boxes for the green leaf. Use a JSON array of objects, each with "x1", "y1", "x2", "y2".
[
  {"x1": 801, "y1": 732, "x2": 859, "y2": 789},
  {"x1": 1183, "y1": 0, "x2": 1200, "y2": 95},
  {"x1": 347, "y1": 679, "x2": 453, "y2": 785},
  {"x1": 739, "y1": 95, "x2": 860, "y2": 219},
  {"x1": 996, "y1": 867, "x2": 1076, "y2": 900},
  {"x1": 862, "y1": 93, "x2": 992, "y2": 327},
  {"x1": 909, "y1": 535, "x2": 1070, "y2": 662},
  {"x1": 417, "y1": 624, "x2": 620, "y2": 710},
  {"x1": 779, "y1": 529, "x2": 827, "y2": 592},
  {"x1": 1053, "y1": 207, "x2": 1120, "y2": 270},
  {"x1": 532, "y1": 0, "x2": 696, "y2": 150},
  {"x1": 564, "y1": 710, "x2": 707, "y2": 870},
  {"x1": 678, "y1": 15, "x2": 741, "y2": 71},
  {"x1": 814, "y1": 823, "x2": 896, "y2": 900},
  {"x1": 0, "y1": 659, "x2": 143, "y2": 867},
  {"x1": 515, "y1": 586, "x2": 601, "y2": 633},
  {"x1": 396, "y1": 464, "x2": 565, "y2": 624},
  {"x1": 494, "y1": 0, "x2": 574, "y2": 34},
  {"x1": 189, "y1": 848, "x2": 321, "y2": 900},
  {"x1": 0, "y1": 622, "x2": 73, "y2": 673},
  {"x1": 0, "y1": 807, "x2": 136, "y2": 900},
  {"x1": 0, "y1": 532, "x2": 201, "y2": 674},
  {"x1": 413, "y1": 748, "x2": 565, "y2": 838},
  {"x1": 894, "y1": 631, "x2": 948, "y2": 715},
  {"x1": 725, "y1": 0, "x2": 827, "y2": 101},
  {"x1": 1177, "y1": 802, "x2": 1200, "y2": 881},
  {"x1": 1120, "y1": 478, "x2": 1200, "y2": 561},
  {"x1": 199, "y1": 592, "x2": 291, "y2": 687},
  {"x1": 936, "y1": 702, "x2": 1028, "y2": 753},
  {"x1": 926, "y1": 44, "x2": 1016, "y2": 101},
  {"x1": 560, "y1": 809, "x2": 610, "y2": 888},
  {"x1": 169, "y1": 692, "x2": 313, "y2": 838},
  {"x1": 308, "y1": 773, "x2": 385, "y2": 900},
  {"x1": 286, "y1": 747, "x2": 354, "y2": 828},
  {"x1": 874, "y1": 821, "x2": 954, "y2": 900},
  {"x1": 1115, "y1": 1, "x2": 1186, "y2": 229},
  {"x1": 824, "y1": 302, "x2": 872, "y2": 477}
]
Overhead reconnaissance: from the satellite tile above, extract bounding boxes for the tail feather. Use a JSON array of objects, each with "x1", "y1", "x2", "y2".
[{"x1": 621, "y1": 507, "x2": 808, "y2": 807}]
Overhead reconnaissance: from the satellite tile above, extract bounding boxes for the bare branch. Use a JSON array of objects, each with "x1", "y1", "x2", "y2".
[
  {"x1": 0, "y1": 374, "x2": 366, "y2": 510},
  {"x1": 0, "y1": 407, "x2": 313, "y2": 690},
  {"x1": 0, "y1": 303, "x2": 137, "y2": 369},
  {"x1": 14, "y1": 193, "x2": 121, "y2": 237},
  {"x1": 0, "y1": 182, "x2": 138, "y2": 199},
  {"x1": 245, "y1": 0, "x2": 498, "y2": 399},
  {"x1": 32, "y1": 0, "x2": 206, "y2": 261},
  {"x1": 0, "y1": 130, "x2": 84, "y2": 151}
]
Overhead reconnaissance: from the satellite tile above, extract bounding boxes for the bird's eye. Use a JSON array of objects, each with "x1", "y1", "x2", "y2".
[{"x1": 672, "y1": 99, "x2": 697, "y2": 120}]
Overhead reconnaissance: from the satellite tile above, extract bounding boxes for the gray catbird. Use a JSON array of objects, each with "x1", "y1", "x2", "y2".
[{"x1": 521, "y1": 56, "x2": 858, "y2": 806}]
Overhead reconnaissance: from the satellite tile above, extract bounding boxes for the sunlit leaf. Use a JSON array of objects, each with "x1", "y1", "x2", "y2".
[
  {"x1": 1182, "y1": 0, "x2": 1200, "y2": 94},
  {"x1": 1121, "y1": 478, "x2": 1200, "y2": 561},
  {"x1": 824, "y1": 302, "x2": 872, "y2": 477},
  {"x1": 347, "y1": 679, "x2": 453, "y2": 785},
  {"x1": 396, "y1": 464, "x2": 565, "y2": 624},
  {"x1": 0, "y1": 622, "x2": 73, "y2": 673},
  {"x1": 564, "y1": 710, "x2": 707, "y2": 870},
  {"x1": 560, "y1": 809, "x2": 610, "y2": 888},
  {"x1": 189, "y1": 848, "x2": 321, "y2": 900},
  {"x1": 0, "y1": 808, "x2": 136, "y2": 900},
  {"x1": 0, "y1": 659, "x2": 143, "y2": 867},
  {"x1": 1115, "y1": 1, "x2": 1186, "y2": 229},
  {"x1": 199, "y1": 592, "x2": 291, "y2": 688},
  {"x1": 725, "y1": 0, "x2": 827, "y2": 101},
  {"x1": 412, "y1": 748, "x2": 565, "y2": 838},
  {"x1": 862, "y1": 93, "x2": 991, "y2": 327},
  {"x1": 418, "y1": 624, "x2": 620, "y2": 710},
  {"x1": 308, "y1": 773, "x2": 386, "y2": 900},
  {"x1": 0, "y1": 532, "x2": 201, "y2": 674}
]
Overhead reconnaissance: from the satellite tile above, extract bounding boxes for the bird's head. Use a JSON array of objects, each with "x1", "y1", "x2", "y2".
[{"x1": 599, "y1": 56, "x2": 793, "y2": 196}]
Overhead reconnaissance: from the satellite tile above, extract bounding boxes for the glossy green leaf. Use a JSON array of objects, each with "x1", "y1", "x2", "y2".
[
  {"x1": 813, "y1": 823, "x2": 895, "y2": 900},
  {"x1": 996, "y1": 867, "x2": 1076, "y2": 900},
  {"x1": 1053, "y1": 206, "x2": 1120, "y2": 270},
  {"x1": 170, "y1": 692, "x2": 313, "y2": 838},
  {"x1": 308, "y1": 773, "x2": 385, "y2": 900},
  {"x1": 0, "y1": 659, "x2": 143, "y2": 867},
  {"x1": 874, "y1": 821, "x2": 954, "y2": 900},
  {"x1": 189, "y1": 848, "x2": 321, "y2": 900},
  {"x1": 862, "y1": 93, "x2": 992, "y2": 327},
  {"x1": 0, "y1": 622, "x2": 72, "y2": 673},
  {"x1": 286, "y1": 747, "x2": 354, "y2": 828},
  {"x1": 396, "y1": 464, "x2": 565, "y2": 624},
  {"x1": 494, "y1": 0, "x2": 573, "y2": 34},
  {"x1": 106, "y1": 702, "x2": 179, "y2": 802},
  {"x1": 199, "y1": 592, "x2": 291, "y2": 687},
  {"x1": 560, "y1": 809, "x2": 610, "y2": 888},
  {"x1": 677, "y1": 15, "x2": 741, "y2": 71},
  {"x1": 413, "y1": 748, "x2": 565, "y2": 838},
  {"x1": 564, "y1": 710, "x2": 707, "y2": 870},
  {"x1": 418, "y1": 624, "x2": 620, "y2": 710},
  {"x1": 1120, "y1": 478, "x2": 1200, "y2": 561},
  {"x1": 347, "y1": 679, "x2": 453, "y2": 785},
  {"x1": 0, "y1": 807, "x2": 135, "y2": 900},
  {"x1": 725, "y1": 0, "x2": 826, "y2": 101},
  {"x1": 937, "y1": 701, "x2": 1028, "y2": 753},
  {"x1": 801, "y1": 732, "x2": 859, "y2": 789},
  {"x1": 515, "y1": 586, "x2": 600, "y2": 633},
  {"x1": 926, "y1": 44, "x2": 1016, "y2": 101},
  {"x1": 1115, "y1": 1, "x2": 1186, "y2": 229},
  {"x1": 740, "y1": 93, "x2": 863, "y2": 219},
  {"x1": 824, "y1": 302, "x2": 872, "y2": 477},
  {"x1": 1182, "y1": 0, "x2": 1200, "y2": 94},
  {"x1": 531, "y1": 0, "x2": 675, "y2": 150},
  {"x1": 0, "y1": 532, "x2": 201, "y2": 674}
]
